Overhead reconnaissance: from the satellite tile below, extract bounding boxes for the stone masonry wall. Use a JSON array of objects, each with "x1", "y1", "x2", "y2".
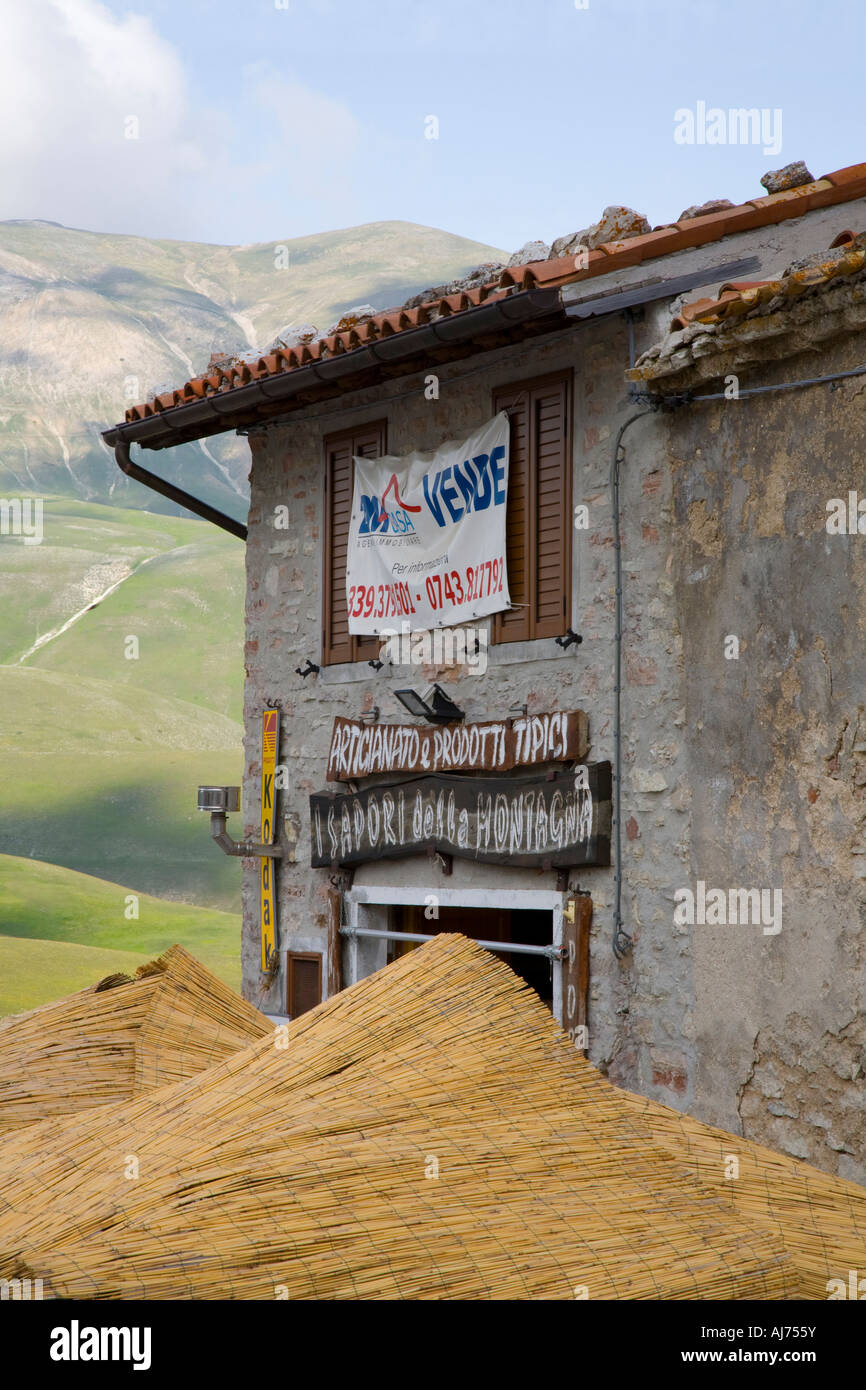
[
  {"x1": 240, "y1": 318, "x2": 666, "y2": 1091},
  {"x1": 240, "y1": 206, "x2": 866, "y2": 1182}
]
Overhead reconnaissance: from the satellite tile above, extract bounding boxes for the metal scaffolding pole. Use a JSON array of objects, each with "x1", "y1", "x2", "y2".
[{"x1": 339, "y1": 925, "x2": 563, "y2": 962}]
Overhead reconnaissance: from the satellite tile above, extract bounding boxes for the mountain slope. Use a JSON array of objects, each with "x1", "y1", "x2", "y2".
[
  {"x1": 0, "y1": 499, "x2": 244, "y2": 716},
  {"x1": 0, "y1": 219, "x2": 505, "y2": 512},
  {"x1": 2, "y1": 500, "x2": 246, "y2": 723}
]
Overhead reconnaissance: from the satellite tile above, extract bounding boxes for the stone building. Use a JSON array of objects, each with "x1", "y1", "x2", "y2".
[{"x1": 105, "y1": 158, "x2": 866, "y2": 1183}]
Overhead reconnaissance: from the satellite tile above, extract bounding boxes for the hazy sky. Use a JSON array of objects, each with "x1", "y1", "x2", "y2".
[{"x1": 1, "y1": 0, "x2": 863, "y2": 253}]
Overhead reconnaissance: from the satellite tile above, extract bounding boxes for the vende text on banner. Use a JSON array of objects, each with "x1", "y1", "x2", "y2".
[{"x1": 347, "y1": 413, "x2": 511, "y2": 633}]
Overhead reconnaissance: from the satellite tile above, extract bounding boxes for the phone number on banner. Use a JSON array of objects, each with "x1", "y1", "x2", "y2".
[{"x1": 349, "y1": 558, "x2": 505, "y2": 621}]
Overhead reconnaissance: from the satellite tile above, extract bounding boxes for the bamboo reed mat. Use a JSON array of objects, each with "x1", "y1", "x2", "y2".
[
  {"x1": 0, "y1": 944, "x2": 271, "y2": 1134},
  {"x1": 616, "y1": 1086, "x2": 866, "y2": 1301},
  {"x1": 0, "y1": 934, "x2": 812, "y2": 1300}
]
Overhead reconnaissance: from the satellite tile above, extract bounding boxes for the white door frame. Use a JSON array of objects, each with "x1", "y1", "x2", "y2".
[{"x1": 343, "y1": 885, "x2": 564, "y2": 1021}]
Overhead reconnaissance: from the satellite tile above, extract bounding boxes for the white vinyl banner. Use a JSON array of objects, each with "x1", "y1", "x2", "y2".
[{"x1": 347, "y1": 412, "x2": 510, "y2": 634}]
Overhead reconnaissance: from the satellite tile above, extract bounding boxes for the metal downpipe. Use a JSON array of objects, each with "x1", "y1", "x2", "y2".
[{"x1": 113, "y1": 439, "x2": 247, "y2": 540}]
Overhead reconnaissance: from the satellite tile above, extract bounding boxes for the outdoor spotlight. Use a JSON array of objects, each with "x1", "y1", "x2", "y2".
[
  {"x1": 394, "y1": 683, "x2": 465, "y2": 724},
  {"x1": 197, "y1": 785, "x2": 241, "y2": 813},
  {"x1": 393, "y1": 688, "x2": 428, "y2": 718},
  {"x1": 196, "y1": 785, "x2": 282, "y2": 859}
]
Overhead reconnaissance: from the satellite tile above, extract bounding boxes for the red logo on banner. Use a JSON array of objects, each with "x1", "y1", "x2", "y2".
[{"x1": 379, "y1": 472, "x2": 421, "y2": 524}]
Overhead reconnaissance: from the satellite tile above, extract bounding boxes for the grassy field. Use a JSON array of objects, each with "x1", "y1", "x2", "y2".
[
  {"x1": 1, "y1": 665, "x2": 243, "y2": 752},
  {"x1": 0, "y1": 502, "x2": 246, "y2": 911},
  {"x1": 0, "y1": 851, "x2": 242, "y2": 1015},
  {"x1": 0, "y1": 853, "x2": 239, "y2": 993},
  {"x1": 0, "y1": 934, "x2": 158, "y2": 1017},
  {"x1": 1, "y1": 498, "x2": 246, "y2": 722},
  {"x1": 0, "y1": 747, "x2": 244, "y2": 910}
]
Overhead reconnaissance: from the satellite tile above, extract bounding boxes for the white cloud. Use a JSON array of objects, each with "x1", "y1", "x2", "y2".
[
  {"x1": 0, "y1": 0, "x2": 365, "y2": 242},
  {"x1": 0, "y1": 0, "x2": 208, "y2": 233}
]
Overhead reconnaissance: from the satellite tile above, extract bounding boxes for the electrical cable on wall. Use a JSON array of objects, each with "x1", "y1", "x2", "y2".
[{"x1": 609, "y1": 411, "x2": 652, "y2": 960}]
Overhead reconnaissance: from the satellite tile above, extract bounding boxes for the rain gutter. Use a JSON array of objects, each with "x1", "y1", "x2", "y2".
[{"x1": 101, "y1": 287, "x2": 566, "y2": 456}]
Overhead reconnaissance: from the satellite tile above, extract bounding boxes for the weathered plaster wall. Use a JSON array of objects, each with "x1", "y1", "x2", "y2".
[
  {"x1": 664, "y1": 329, "x2": 866, "y2": 1182},
  {"x1": 240, "y1": 200, "x2": 866, "y2": 1181}
]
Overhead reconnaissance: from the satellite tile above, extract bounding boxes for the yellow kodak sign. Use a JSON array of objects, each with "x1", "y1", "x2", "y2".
[{"x1": 260, "y1": 708, "x2": 279, "y2": 971}]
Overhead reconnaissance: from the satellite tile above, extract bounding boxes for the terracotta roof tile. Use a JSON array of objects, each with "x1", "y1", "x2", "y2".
[
  {"x1": 824, "y1": 163, "x2": 866, "y2": 188},
  {"x1": 595, "y1": 239, "x2": 645, "y2": 268},
  {"x1": 542, "y1": 254, "x2": 587, "y2": 280},
  {"x1": 675, "y1": 204, "x2": 763, "y2": 246},
  {"x1": 745, "y1": 182, "x2": 829, "y2": 223},
  {"x1": 497, "y1": 263, "x2": 536, "y2": 290},
  {"x1": 665, "y1": 238, "x2": 866, "y2": 334},
  {"x1": 118, "y1": 161, "x2": 866, "y2": 427},
  {"x1": 630, "y1": 238, "x2": 866, "y2": 390},
  {"x1": 439, "y1": 293, "x2": 465, "y2": 315},
  {"x1": 669, "y1": 282, "x2": 779, "y2": 330},
  {"x1": 669, "y1": 296, "x2": 719, "y2": 330},
  {"x1": 717, "y1": 279, "x2": 774, "y2": 296},
  {"x1": 624, "y1": 226, "x2": 685, "y2": 259}
]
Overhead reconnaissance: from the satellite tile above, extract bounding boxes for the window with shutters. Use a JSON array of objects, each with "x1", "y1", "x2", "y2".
[
  {"x1": 492, "y1": 371, "x2": 573, "y2": 644},
  {"x1": 286, "y1": 951, "x2": 322, "y2": 1018},
  {"x1": 322, "y1": 421, "x2": 387, "y2": 665}
]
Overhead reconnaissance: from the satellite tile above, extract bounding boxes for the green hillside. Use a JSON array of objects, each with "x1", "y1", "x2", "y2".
[
  {"x1": 0, "y1": 854, "x2": 239, "y2": 991},
  {"x1": 1, "y1": 746, "x2": 244, "y2": 909},
  {"x1": 1, "y1": 503, "x2": 244, "y2": 909},
  {"x1": 0, "y1": 498, "x2": 210, "y2": 665},
  {"x1": 0, "y1": 934, "x2": 156, "y2": 1017},
  {"x1": 0, "y1": 497, "x2": 245, "y2": 721}
]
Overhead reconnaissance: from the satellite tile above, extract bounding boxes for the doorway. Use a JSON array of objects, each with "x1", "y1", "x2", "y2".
[
  {"x1": 340, "y1": 887, "x2": 563, "y2": 1016},
  {"x1": 388, "y1": 904, "x2": 555, "y2": 1007}
]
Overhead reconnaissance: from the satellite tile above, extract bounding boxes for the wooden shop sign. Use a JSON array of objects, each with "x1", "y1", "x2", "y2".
[
  {"x1": 326, "y1": 710, "x2": 588, "y2": 781},
  {"x1": 310, "y1": 763, "x2": 611, "y2": 869}
]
